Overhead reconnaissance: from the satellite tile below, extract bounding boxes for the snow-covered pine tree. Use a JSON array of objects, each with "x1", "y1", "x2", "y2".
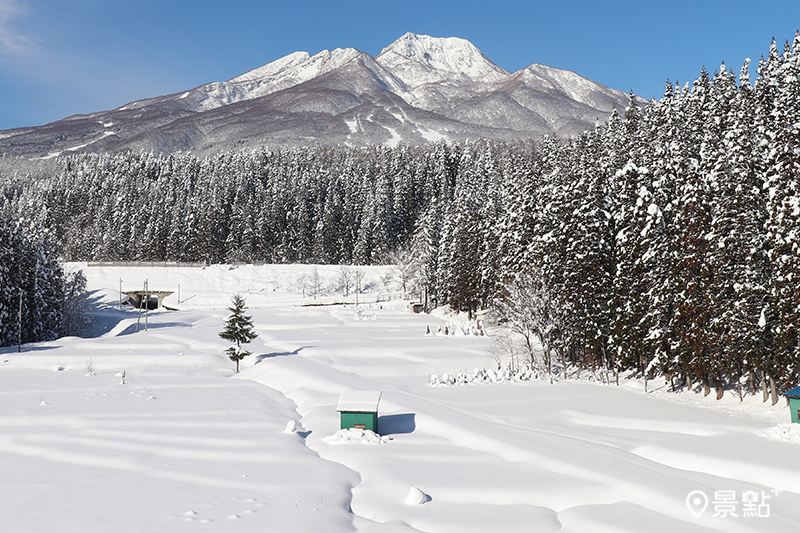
[
  {"x1": 477, "y1": 142, "x2": 504, "y2": 310},
  {"x1": 495, "y1": 141, "x2": 540, "y2": 284},
  {"x1": 573, "y1": 129, "x2": 615, "y2": 378},
  {"x1": 440, "y1": 144, "x2": 485, "y2": 318},
  {"x1": 609, "y1": 159, "x2": 651, "y2": 382},
  {"x1": 725, "y1": 59, "x2": 772, "y2": 398},
  {"x1": 606, "y1": 95, "x2": 648, "y2": 383},
  {"x1": 219, "y1": 294, "x2": 258, "y2": 373},
  {"x1": 704, "y1": 62, "x2": 768, "y2": 400},
  {"x1": 526, "y1": 136, "x2": 572, "y2": 373},
  {"x1": 407, "y1": 199, "x2": 441, "y2": 308},
  {"x1": 639, "y1": 81, "x2": 683, "y2": 387},
  {"x1": 763, "y1": 34, "x2": 800, "y2": 398},
  {"x1": 668, "y1": 71, "x2": 717, "y2": 397}
]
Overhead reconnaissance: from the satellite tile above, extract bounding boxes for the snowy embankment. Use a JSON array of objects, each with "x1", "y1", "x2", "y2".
[{"x1": 1, "y1": 263, "x2": 799, "y2": 532}]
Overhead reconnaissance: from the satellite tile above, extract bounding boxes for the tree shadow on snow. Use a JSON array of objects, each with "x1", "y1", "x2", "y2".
[
  {"x1": 378, "y1": 413, "x2": 416, "y2": 435},
  {"x1": 80, "y1": 290, "x2": 160, "y2": 338},
  {"x1": 74, "y1": 290, "x2": 131, "y2": 338},
  {"x1": 118, "y1": 322, "x2": 191, "y2": 336},
  {"x1": 0, "y1": 345, "x2": 55, "y2": 354},
  {"x1": 254, "y1": 346, "x2": 310, "y2": 364}
]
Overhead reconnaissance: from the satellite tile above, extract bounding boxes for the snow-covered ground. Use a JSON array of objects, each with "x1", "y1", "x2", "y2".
[{"x1": 1, "y1": 263, "x2": 799, "y2": 532}]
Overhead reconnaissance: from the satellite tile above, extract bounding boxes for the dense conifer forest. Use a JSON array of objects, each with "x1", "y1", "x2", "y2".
[
  {"x1": 0, "y1": 223, "x2": 70, "y2": 348},
  {"x1": 2, "y1": 35, "x2": 799, "y2": 398}
]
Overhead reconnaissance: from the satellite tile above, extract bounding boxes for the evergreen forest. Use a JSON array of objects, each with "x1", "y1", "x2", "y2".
[
  {"x1": 0, "y1": 222, "x2": 71, "y2": 348},
  {"x1": 2, "y1": 35, "x2": 800, "y2": 399}
]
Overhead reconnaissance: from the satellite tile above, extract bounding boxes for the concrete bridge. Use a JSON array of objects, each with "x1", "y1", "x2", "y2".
[{"x1": 124, "y1": 291, "x2": 174, "y2": 310}]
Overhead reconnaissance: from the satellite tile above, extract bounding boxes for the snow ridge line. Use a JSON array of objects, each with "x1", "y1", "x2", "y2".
[{"x1": 242, "y1": 371, "x2": 366, "y2": 528}]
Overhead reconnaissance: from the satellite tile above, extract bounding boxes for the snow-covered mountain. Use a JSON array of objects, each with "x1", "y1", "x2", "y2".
[
  {"x1": 376, "y1": 32, "x2": 510, "y2": 90},
  {"x1": 0, "y1": 33, "x2": 630, "y2": 158}
]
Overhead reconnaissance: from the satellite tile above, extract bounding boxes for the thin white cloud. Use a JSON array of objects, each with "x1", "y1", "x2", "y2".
[{"x1": 0, "y1": 0, "x2": 35, "y2": 55}]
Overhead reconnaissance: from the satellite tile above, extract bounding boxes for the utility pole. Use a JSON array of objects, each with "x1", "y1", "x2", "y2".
[
  {"x1": 144, "y1": 279, "x2": 149, "y2": 331},
  {"x1": 17, "y1": 288, "x2": 22, "y2": 353},
  {"x1": 119, "y1": 278, "x2": 123, "y2": 309},
  {"x1": 135, "y1": 279, "x2": 146, "y2": 333}
]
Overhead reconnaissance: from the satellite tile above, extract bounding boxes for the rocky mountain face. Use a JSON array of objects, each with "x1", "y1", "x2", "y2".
[{"x1": 0, "y1": 33, "x2": 630, "y2": 158}]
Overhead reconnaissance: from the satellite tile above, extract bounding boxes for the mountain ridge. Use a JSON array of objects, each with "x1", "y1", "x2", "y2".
[{"x1": 0, "y1": 33, "x2": 631, "y2": 158}]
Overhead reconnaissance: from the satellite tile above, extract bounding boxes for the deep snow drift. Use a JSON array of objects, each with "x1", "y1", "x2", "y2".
[{"x1": 1, "y1": 263, "x2": 799, "y2": 532}]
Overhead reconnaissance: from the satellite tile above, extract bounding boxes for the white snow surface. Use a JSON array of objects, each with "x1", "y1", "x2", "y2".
[
  {"x1": 403, "y1": 485, "x2": 431, "y2": 506},
  {"x1": 323, "y1": 429, "x2": 391, "y2": 446},
  {"x1": 38, "y1": 131, "x2": 116, "y2": 160},
  {"x1": 179, "y1": 49, "x2": 363, "y2": 112},
  {"x1": 1, "y1": 262, "x2": 799, "y2": 532},
  {"x1": 760, "y1": 423, "x2": 800, "y2": 445},
  {"x1": 418, "y1": 127, "x2": 448, "y2": 143}
]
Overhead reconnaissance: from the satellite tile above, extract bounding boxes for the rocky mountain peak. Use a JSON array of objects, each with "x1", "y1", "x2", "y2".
[{"x1": 376, "y1": 32, "x2": 509, "y2": 87}]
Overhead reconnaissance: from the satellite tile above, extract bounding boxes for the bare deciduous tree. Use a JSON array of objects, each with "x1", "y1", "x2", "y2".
[
  {"x1": 495, "y1": 271, "x2": 560, "y2": 384},
  {"x1": 310, "y1": 267, "x2": 323, "y2": 300},
  {"x1": 336, "y1": 265, "x2": 354, "y2": 297}
]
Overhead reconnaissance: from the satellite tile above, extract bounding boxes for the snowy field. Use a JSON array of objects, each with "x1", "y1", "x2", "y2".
[{"x1": 2, "y1": 263, "x2": 800, "y2": 532}]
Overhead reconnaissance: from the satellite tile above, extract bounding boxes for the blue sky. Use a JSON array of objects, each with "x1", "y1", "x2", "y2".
[{"x1": 1, "y1": 0, "x2": 798, "y2": 129}]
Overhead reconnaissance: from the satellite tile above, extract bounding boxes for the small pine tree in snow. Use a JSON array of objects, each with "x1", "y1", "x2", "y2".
[{"x1": 219, "y1": 294, "x2": 257, "y2": 373}]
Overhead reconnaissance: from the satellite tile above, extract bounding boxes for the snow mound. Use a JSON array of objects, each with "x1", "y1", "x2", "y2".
[
  {"x1": 432, "y1": 321, "x2": 483, "y2": 336},
  {"x1": 283, "y1": 420, "x2": 306, "y2": 434},
  {"x1": 760, "y1": 423, "x2": 800, "y2": 444},
  {"x1": 403, "y1": 485, "x2": 431, "y2": 506},
  {"x1": 322, "y1": 428, "x2": 392, "y2": 445},
  {"x1": 429, "y1": 365, "x2": 534, "y2": 386}
]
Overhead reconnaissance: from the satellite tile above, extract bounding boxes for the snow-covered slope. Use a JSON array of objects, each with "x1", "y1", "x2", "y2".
[
  {"x1": 376, "y1": 32, "x2": 509, "y2": 89},
  {"x1": 178, "y1": 48, "x2": 411, "y2": 113},
  {"x1": 1, "y1": 262, "x2": 799, "y2": 531},
  {"x1": 0, "y1": 33, "x2": 630, "y2": 157}
]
